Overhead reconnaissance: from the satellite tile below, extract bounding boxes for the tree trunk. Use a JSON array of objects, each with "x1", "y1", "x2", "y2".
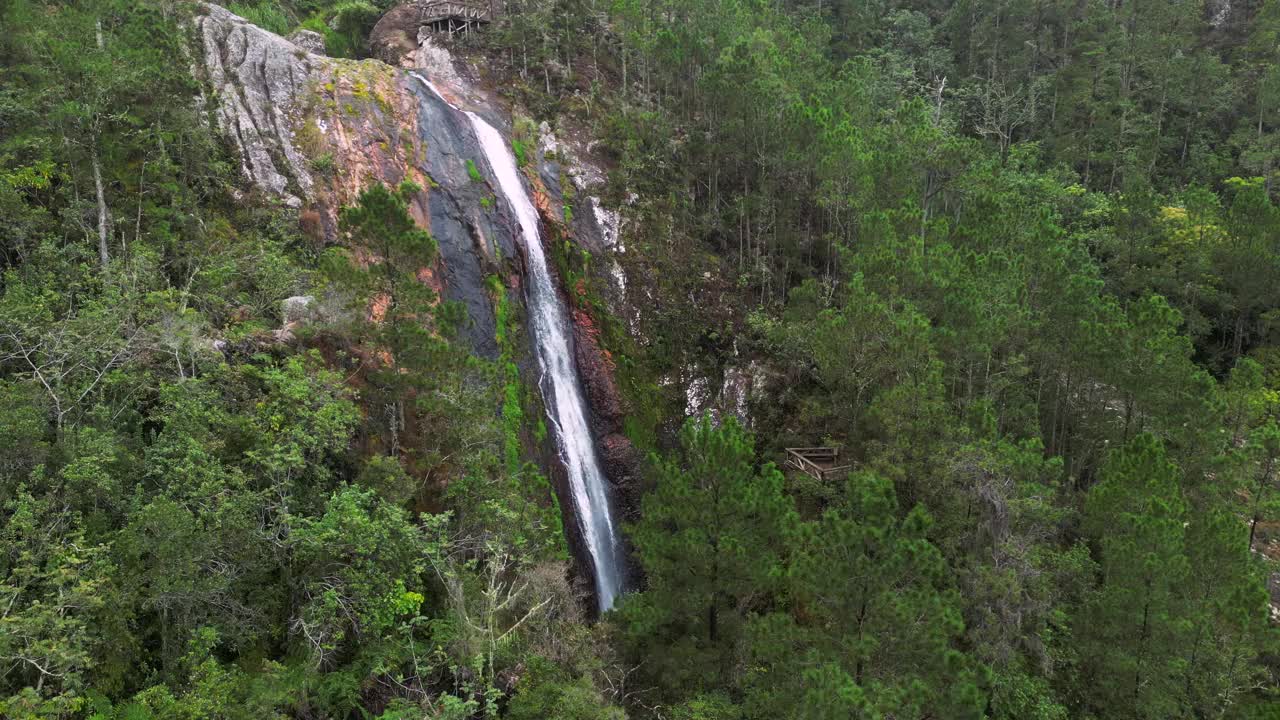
[
  {"x1": 1234, "y1": 310, "x2": 1246, "y2": 360},
  {"x1": 93, "y1": 19, "x2": 109, "y2": 269},
  {"x1": 93, "y1": 146, "x2": 110, "y2": 269}
]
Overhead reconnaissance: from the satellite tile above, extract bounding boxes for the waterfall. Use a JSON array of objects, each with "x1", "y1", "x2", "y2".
[{"x1": 411, "y1": 74, "x2": 625, "y2": 611}]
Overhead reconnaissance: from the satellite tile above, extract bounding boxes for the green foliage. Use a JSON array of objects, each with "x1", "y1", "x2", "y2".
[
  {"x1": 1075, "y1": 435, "x2": 1192, "y2": 718},
  {"x1": 0, "y1": 491, "x2": 112, "y2": 718},
  {"x1": 291, "y1": 485, "x2": 424, "y2": 669},
  {"x1": 746, "y1": 473, "x2": 985, "y2": 720},
  {"x1": 321, "y1": 1, "x2": 380, "y2": 58},
  {"x1": 621, "y1": 416, "x2": 794, "y2": 697},
  {"x1": 228, "y1": 2, "x2": 292, "y2": 34},
  {"x1": 311, "y1": 152, "x2": 335, "y2": 175},
  {"x1": 506, "y1": 659, "x2": 626, "y2": 720},
  {"x1": 1073, "y1": 435, "x2": 1272, "y2": 718},
  {"x1": 4, "y1": 0, "x2": 1280, "y2": 716}
]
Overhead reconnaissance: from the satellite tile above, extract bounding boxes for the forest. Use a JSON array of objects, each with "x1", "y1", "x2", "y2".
[{"x1": 1, "y1": 0, "x2": 1279, "y2": 718}]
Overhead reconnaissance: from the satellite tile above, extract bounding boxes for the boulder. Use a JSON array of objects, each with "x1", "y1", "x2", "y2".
[
  {"x1": 369, "y1": 4, "x2": 424, "y2": 65},
  {"x1": 287, "y1": 28, "x2": 327, "y2": 55},
  {"x1": 282, "y1": 295, "x2": 317, "y2": 325}
]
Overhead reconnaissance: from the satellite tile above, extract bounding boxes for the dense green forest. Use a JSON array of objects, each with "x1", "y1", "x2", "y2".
[{"x1": 2, "y1": 0, "x2": 1279, "y2": 718}]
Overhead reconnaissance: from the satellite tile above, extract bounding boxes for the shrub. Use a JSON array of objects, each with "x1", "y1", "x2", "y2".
[
  {"x1": 311, "y1": 152, "x2": 336, "y2": 176},
  {"x1": 332, "y1": 1, "x2": 380, "y2": 54},
  {"x1": 299, "y1": 208, "x2": 325, "y2": 245}
]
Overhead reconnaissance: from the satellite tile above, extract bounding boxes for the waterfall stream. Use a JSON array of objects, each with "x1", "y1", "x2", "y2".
[{"x1": 411, "y1": 74, "x2": 625, "y2": 611}]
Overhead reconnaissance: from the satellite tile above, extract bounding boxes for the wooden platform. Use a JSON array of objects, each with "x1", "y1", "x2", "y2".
[
  {"x1": 785, "y1": 447, "x2": 852, "y2": 482},
  {"x1": 416, "y1": 0, "x2": 496, "y2": 32}
]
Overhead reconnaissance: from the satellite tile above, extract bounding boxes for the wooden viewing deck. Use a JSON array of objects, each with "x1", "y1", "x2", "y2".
[
  {"x1": 785, "y1": 447, "x2": 852, "y2": 482},
  {"x1": 416, "y1": 0, "x2": 496, "y2": 33}
]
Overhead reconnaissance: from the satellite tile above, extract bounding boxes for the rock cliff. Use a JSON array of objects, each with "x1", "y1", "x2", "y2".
[
  {"x1": 197, "y1": 3, "x2": 520, "y2": 355},
  {"x1": 194, "y1": 3, "x2": 637, "y2": 597}
]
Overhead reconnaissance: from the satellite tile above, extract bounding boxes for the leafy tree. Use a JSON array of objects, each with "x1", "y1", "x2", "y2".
[
  {"x1": 290, "y1": 486, "x2": 424, "y2": 677},
  {"x1": 1217, "y1": 177, "x2": 1280, "y2": 361},
  {"x1": 762, "y1": 274, "x2": 936, "y2": 442},
  {"x1": 505, "y1": 659, "x2": 627, "y2": 720},
  {"x1": 1241, "y1": 422, "x2": 1280, "y2": 552},
  {"x1": 0, "y1": 276, "x2": 142, "y2": 434},
  {"x1": 0, "y1": 491, "x2": 113, "y2": 717},
  {"x1": 1176, "y1": 508, "x2": 1273, "y2": 717}
]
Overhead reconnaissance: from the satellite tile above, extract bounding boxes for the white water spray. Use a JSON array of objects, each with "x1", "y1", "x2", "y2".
[{"x1": 412, "y1": 75, "x2": 624, "y2": 610}]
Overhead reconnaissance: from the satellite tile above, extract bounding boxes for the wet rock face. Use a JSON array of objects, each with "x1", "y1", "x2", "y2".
[
  {"x1": 599, "y1": 432, "x2": 641, "y2": 516},
  {"x1": 571, "y1": 308, "x2": 624, "y2": 431},
  {"x1": 407, "y1": 76, "x2": 520, "y2": 357}
]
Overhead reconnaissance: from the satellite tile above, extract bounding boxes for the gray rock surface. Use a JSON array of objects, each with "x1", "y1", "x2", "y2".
[
  {"x1": 1207, "y1": 0, "x2": 1232, "y2": 28},
  {"x1": 287, "y1": 28, "x2": 327, "y2": 55},
  {"x1": 197, "y1": 4, "x2": 316, "y2": 206},
  {"x1": 281, "y1": 295, "x2": 316, "y2": 325}
]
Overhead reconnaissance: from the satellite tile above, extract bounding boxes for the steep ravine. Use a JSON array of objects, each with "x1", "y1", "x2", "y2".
[{"x1": 194, "y1": 3, "x2": 636, "y2": 610}]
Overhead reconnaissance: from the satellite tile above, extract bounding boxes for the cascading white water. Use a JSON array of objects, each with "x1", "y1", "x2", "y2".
[{"x1": 412, "y1": 74, "x2": 624, "y2": 611}]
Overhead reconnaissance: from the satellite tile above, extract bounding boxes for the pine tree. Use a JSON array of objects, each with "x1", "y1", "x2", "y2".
[
  {"x1": 1076, "y1": 434, "x2": 1190, "y2": 719},
  {"x1": 745, "y1": 472, "x2": 985, "y2": 720},
  {"x1": 620, "y1": 415, "x2": 794, "y2": 697},
  {"x1": 323, "y1": 181, "x2": 458, "y2": 457}
]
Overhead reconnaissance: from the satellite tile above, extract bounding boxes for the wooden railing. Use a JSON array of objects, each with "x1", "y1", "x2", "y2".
[
  {"x1": 785, "y1": 447, "x2": 851, "y2": 482},
  {"x1": 417, "y1": 0, "x2": 496, "y2": 24}
]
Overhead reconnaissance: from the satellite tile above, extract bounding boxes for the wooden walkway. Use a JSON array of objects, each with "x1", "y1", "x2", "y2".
[{"x1": 785, "y1": 447, "x2": 852, "y2": 482}]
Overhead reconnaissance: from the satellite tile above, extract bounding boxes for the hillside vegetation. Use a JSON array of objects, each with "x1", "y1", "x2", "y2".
[{"x1": 1, "y1": 1, "x2": 1279, "y2": 719}]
